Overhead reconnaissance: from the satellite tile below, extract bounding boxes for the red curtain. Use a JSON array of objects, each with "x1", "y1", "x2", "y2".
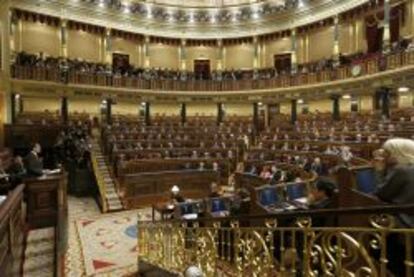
[
  {"x1": 365, "y1": 4, "x2": 405, "y2": 53},
  {"x1": 365, "y1": 15, "x2": 383, "y2": 53}
]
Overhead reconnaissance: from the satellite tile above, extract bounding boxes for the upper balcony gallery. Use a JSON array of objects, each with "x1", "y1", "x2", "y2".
[{"x1": 5, "y1": 0, "x2": 414, "y2": 92}]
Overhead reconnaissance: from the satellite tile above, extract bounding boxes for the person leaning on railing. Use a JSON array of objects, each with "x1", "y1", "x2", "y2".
[{"x1": 372, "y1": 138, "x2": 414, "y2": 277}]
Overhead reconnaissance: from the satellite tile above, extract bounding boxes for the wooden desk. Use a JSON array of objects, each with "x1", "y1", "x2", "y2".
[
  {"x1": 0, "y1": 184, "x2": 25, "y2": 276},
  {"x1": 24, "y1": 172, "x2": 67, "y2": 229},
  {"x1": 24, "y1": 172, "x2": 68, "y2": 276},
  {"x1": 152, "y1": 202, "x2": 175, "y2": 221},
  {"x1": 121, "y1": 170, "x2": 219, "y2": 209}
]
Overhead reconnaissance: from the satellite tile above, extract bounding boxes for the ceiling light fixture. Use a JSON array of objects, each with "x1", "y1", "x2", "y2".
[{"x1": 398, "y1": 87, "x2": 410, "y2": 93}]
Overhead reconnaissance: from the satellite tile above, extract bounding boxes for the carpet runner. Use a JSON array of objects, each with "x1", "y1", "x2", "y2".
[
  {"x1": 91, "y1": 140, "x2": 123, "y2": 212},
  {"x1": 23, "y1": 227, "x2": 55, "y2": 277}
]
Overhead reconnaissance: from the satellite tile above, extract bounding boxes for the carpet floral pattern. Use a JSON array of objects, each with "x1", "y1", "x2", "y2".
[{"x1": 65, "y1": 196, "x2": 153, "y2": 276}]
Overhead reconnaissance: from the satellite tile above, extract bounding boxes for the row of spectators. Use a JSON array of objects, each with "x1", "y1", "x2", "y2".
[
  {"x1": 55, "y1": 123, "x2": 92, "y2": 170},
  {"x1": 13, "y1": 38, "x2": 413, "y2": 83}
]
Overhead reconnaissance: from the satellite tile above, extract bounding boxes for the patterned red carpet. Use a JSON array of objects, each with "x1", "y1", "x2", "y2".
[
  {"x1": 76, "y1": 210, "x2": 144, "y2": 275},
  {"x1": 65, "y1": 196, "x2": 152, "y2": 276}
]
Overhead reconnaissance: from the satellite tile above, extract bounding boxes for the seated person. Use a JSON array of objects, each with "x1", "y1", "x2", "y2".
[
  {"x1": 372, "y1": 138, "x2": 414, "y2": 277},
  {"x1": 24, "y1": 143, "x2": 43, "y2": 177},
  {"x1": 308, "y1": 178, "x2": 336, "y2": 209},
  {"x1": 311, "y1": 157, "x2": 326, "y2": 176},
  {"x1": 246, "y1": 165, "x2": 258, "y2": 175},
  {"x1": 209, "y1": 182, "x2": 221, "y2": 198},
  {"x1": 374, "y1": 138, "x2": 414, "y2": 227},
  {"x1": 0, "y1": 159, "x2": 10, "y2": 194},
  {"x1": 7, "y1": 156, "x2": 27, "y2": 186},
  {"x1": 259, "y1": 165, "x2": 272, "y2": 179},
  {"x1": 230, "y1": 188, "x2": 250, "y2": 217},
  {"x1": 340, "y1": 146, "x2": 353, "y2": 163},
  {"x1": 171, "y1": 185, "x2": 185, "y2": 203}
]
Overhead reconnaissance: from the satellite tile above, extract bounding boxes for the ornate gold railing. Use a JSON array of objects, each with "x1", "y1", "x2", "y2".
[
  {"x1": 11, "y1": 50, "x2": 414, "y2": 92},
  {"x1": 138, "y1": 205, "x2": 414, "y2": 276}
]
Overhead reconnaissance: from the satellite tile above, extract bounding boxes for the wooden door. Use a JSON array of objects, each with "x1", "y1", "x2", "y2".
[
  {"x1": 274, "y1": 53, "x2": 292, "y2": 74},
  {"x1": 194, "y1": 59, "x2": 211, "y2": 80},
  {"x1": 112, "y1": 53, "x2": 130, "y2": 74}
]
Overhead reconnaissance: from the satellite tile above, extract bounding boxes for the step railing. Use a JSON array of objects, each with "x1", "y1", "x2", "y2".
[{"x1": 90, "y1": 149, "x2": 108, "y2": 213}]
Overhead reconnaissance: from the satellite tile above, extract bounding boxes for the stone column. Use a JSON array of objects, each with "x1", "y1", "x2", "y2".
[
  {"x1": 61, "y1": 96, "x2": 69, "y2": 124},
  {"x1": 144, "y1": 102, "x2": 151, "y2": 126},
  {"x1": 106, "y1": 98, "x2": 112, "y2": 125},
  {"x1": 291, "y1": 99, "x2": 297, "y2": 124},
  {"x1": 179, "y1": 39, "x2": 187, "y2": 71},
  {"x1": 253, "y1": 102, "x2": 259, "y2": 132},
  {"x1": 331, "y1": 95, "x2": 341, "y2": 121},
  {"x1": 143, "y1": 36, "x2": 150, "y2": 68},
  {"x1": 10, "y1": 93, "x2": 16, "y2": 124},
  {"x1": 9, "y1": 10, "x2": 16, "y2": 55},
  {"x1": 291, "y1": 29, "x2": 298, "y2": 73},
  {"x1": 381, "y1": 88, "x2": 391, "y2": 118},
  {"x1": 216, "y1": 39, "x2": 223, "y2": 71},
  {"x1": 253, "y1": 36, "x2": 259, "y2": 69},
  {"x1": 60, "y1": 19, "x2": 68, "y2": 58},
  {"x1": 104, "y1": 28, "x2": 112, "y2": 64},
  {"x1": 383, "y1": 0, "x2": 391, "y2": 53},
  {"x1": 18, "y1": 94, "x2": 23, "y2": 114},
  {"x1": 260, "y1": 39, "x2": 266, "y2": 68},
  {"x1": 180, "y1": 103, "x2": 187, "y2": 125},
  {"x1": 410, "y1": 0, "x2": 414, "y2": 36},
  {"x1": 264, "y1": 104, "x2": 270, "y2": 129},
  {"x1": 217, "y1": 103, "x2": 224, "y2": 125},
  {"x1": 333, "y1": 15, "x2": 340, "y2": 62}
]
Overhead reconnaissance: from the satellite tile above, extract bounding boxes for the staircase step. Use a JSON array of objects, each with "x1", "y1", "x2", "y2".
[
  {"x1": 106, "y1": 193, "x2": 119, "y2": 201},
  {"x1": 23, "y1": 254, "x2": 54, "y2": 276},
  {"x1": 26, "y1": 227, "x2": 55, "y2": 243},
  {"x1": 25, "y1": 241, "x2": 54, "y2": 257}
]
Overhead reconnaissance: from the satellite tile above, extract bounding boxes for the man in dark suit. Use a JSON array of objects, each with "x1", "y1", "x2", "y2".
[
  {"x1": 24, "y1": 143, "x2": 43, "y2": 177},
  {"x1": 7, "y1": 156, "x2": 27, "y2": 186},
  {"x1": 308, "y1": 178, "x2": 336, "y2": 210}
]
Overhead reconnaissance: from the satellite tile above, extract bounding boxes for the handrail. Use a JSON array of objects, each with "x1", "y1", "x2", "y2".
[
  {"x1": 90, "y1": 150, "x2": 108, "y2": 213},
  {"x1": 11, "y1": 50, "x2": 414, "y2": 92},
  {"x1": 138, "y1": 202, "x2": 414, "y2": 277}
]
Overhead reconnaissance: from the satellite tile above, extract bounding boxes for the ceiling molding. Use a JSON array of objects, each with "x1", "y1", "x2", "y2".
[{"x1": 11, "y1": 0, "x2": 369, "y2": 39}]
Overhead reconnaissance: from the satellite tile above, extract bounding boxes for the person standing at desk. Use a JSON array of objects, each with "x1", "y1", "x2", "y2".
[{"x1": 24, "y1": 143, "x2": 43, "y2": 177}]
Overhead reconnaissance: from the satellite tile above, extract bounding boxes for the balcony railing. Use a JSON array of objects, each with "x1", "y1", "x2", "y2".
[
  {"x1": 11, "y1": 51, "x2": 414, "y2": 92},
  {"x1": 138, "y1": 204, "x2": 414, "y2": 276}
]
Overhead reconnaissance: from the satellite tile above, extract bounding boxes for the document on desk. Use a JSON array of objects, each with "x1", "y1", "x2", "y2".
[
  {"x1": 294, "y1": 197, "x2": 308, "y2": 205},
  {"x1": 46, "y1": 169, "x2": 62, "y2": 175},
  {"x1": 0, "y1": 195, "x2": 7, "y2": 205}
]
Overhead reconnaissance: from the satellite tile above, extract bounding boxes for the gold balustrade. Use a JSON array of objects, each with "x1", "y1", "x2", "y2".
[{"x1": 138, "y1": 208, "x2": 414, "y2": 276}]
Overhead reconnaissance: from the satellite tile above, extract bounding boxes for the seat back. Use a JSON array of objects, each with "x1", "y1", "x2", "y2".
[
  {"x1": 211, "y1": 198, "x2": 227, "y2": 213},
  {"x1": 286, "y1": 182, "x2": 306, "y2": 200},
  {"x1": 180, "y1": 203, "x2": 194, "y2": 215},
  {"x1": 355, "y1": 168, "x2": 377, "y2": 194},
  {"x1": 259, "y1": 186, "x2": 279, "y2": 206}
]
